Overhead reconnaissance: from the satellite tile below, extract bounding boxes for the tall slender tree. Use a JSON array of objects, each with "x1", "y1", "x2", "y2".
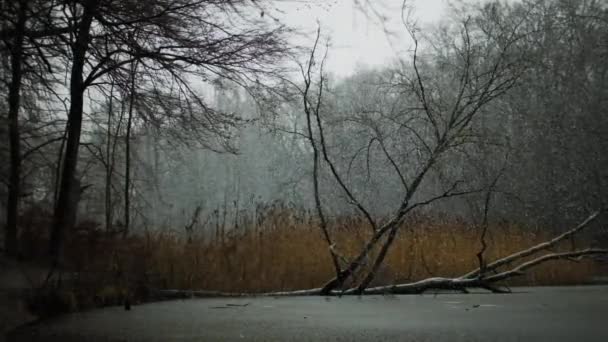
[{"x1": 3, "y1": 0, "x2": 27, "y2": 257}]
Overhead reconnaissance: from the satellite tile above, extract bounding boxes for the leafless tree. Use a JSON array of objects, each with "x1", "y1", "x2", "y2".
[
  {"x1": 45, "y1": 0, "x2": 292, "y2": 267},
  {"x1": 3, "y1": 0, "x2": 27, "y2": 257},
  {"x1": 2, "y1": 0, "x2": 68, "y2": 257},
  {"x1": 294, "y1": 1, "x2": 604, "y2": 295}
]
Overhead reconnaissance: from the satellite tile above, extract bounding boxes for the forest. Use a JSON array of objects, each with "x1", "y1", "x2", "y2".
[{"x1": 1, "y1": 0, "x2": 607, "y2": 316}]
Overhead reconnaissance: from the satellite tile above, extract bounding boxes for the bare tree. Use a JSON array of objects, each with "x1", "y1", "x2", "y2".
[
  {"x1": 3, "y1": 0, "x2": 27, "y2": 257},
  {"x1": 104, "y1": 83, "x2": 118, "y2": 233},
  {"x1": 47, "y1": 0, "x2": 292, "y2": 266},
  {"x1": 2, "y1": 0, "x2": 66, "y2": 257},
  {"x1": 297, "y1": 3, "x2": 536, "y2": 294},
  {"x1": 123, "y1": 60, "x2": 138, "y2": 237}
]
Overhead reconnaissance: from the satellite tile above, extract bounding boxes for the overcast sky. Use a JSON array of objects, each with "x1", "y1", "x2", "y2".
[{"x1": 269, "y1": 0, "x2": 451, "y2": 76}]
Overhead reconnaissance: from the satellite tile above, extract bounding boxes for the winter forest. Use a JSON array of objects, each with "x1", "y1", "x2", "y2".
[{"x1": 1, "y1": 0, "x2": 608, "y2": 316}]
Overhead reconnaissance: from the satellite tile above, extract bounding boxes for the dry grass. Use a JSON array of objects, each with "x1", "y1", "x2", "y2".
[
  {"x1": 58, "y1": 209, "x2": 601, "y2": 295},
  {"x1": 18, "y1": 207, "x2": 603, "y2": 315}
]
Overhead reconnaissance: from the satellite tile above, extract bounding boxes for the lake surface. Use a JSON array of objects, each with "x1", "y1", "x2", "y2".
[{"x1": 8, "y1": 286, "x2": 608, "y2": 341}]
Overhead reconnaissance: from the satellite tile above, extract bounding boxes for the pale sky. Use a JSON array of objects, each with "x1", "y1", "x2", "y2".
[{"x1": 268, "y1": 0, "x2": 451, "y2": 76}]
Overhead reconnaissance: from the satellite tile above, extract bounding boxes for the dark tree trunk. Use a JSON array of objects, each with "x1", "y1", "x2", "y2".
[
  {"x1": 5, "y1": 0, "x2": 27, "y2": 258},
  {"x1": 53, "y1": 123, "x2": 69, "y2": 208},
  {"x1": 356, "y1": 226, "x2": 400, "y2": 293},
  {"x1": 124, "y1": 61, "x2": 138, "y2": 238},
  {"x1": 105, "y1": 83, "x2": 114, "y2": 232},
  {"x1": 49, "y1": 0, "x2": 98, "y2": 267}
]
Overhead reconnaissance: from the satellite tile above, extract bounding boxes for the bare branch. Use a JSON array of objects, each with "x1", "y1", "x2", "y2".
[
  {"x1": 462, "y1": 211, "x2": 602, "y2": 279},
  {"x1": 484, "y1": 249, "x2": 608, "y2": 283},
  {"x1": 301, "y1": 26, "x2": 342, "y2": 281},
  {"x1": 303, "y1": 27, "x2": 378, "y2": 233}
]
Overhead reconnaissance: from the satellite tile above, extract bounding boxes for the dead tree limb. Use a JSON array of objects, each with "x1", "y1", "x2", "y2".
[
  {"x1": 462, "y1": 210, "x2": 601, "y2": 279},
  {"x1": 353, "y1": 248, "x2": 607, "y2": 295},
  {"x1": 483, "y1": 249, "x2": 608, "y2": 283}
]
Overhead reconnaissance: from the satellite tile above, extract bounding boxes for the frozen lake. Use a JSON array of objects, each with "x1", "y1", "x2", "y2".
[{"x1": 8, "y1": 286, "x2": 608, "y2": 341}]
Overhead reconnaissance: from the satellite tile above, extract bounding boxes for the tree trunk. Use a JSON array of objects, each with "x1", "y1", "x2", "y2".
[
  {"x1": 124, "y1": 61, "x2": 138, "y2": 238},
  {"x1": 105, "y1": 83, "x2": 114, "y2": 232},
  {"x1": 49, "y1": 0, "x2": 98, "y2": 267},
  {"x1": 356, "y1": 225, "x2": 400, "y2": 293},
  {"x1": 5, "y1": 0, "x2": 27, "y2": 258},
  {"x1": 53, "y1": 125, "x2": 68, "y2": 208},
  {"x1": 320, "y1": 223, "x2": 396, "y2": 294}
]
